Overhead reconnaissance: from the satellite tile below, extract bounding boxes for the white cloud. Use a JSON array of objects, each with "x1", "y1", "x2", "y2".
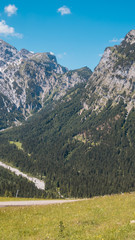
[
  {"x1": 57, "y1": 52, "x2": 67, "y2": 59},
  {"x1": 4, "y1": 4, "x2": 18, "y2": 17},
  {"x1": 109, "y1": 38, "x2": 124, "y2": 43},
  {"x1": 57, "y1": 6, "x2": 71, "y2": 16},
  {"x1": 0, "y1": 20, "x2": 23, "y2": 38}
]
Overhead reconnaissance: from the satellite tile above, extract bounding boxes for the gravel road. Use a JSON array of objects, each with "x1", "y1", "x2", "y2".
[{"x1": 0, "y1": 199, "x2": 80, "y2": 207}]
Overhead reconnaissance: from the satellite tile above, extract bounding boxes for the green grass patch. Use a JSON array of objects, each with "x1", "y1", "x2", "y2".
[
  {"x1": 9, "y1": 141, "x2": 31, "y2": 156},
  {"x1": 74, "y1": 133, "x2": 87, "y2": 143},
  {"x1": 1, "y1": 193, "x2": 135, "y2": 239},
  {"x1": 9, "y1": 141, "x2": 23, "y2": 151}
]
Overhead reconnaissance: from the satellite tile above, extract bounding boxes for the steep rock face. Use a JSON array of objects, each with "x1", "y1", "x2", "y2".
[
  {"x1": 0, "y1": 40, "x2": 92, "y2": 129},
  {"x1": 85, "y1": 30, "x2": 135, "y2": 113},
  {"x1": 0, "y1": 40, "x2": 18, "y2": 65}
]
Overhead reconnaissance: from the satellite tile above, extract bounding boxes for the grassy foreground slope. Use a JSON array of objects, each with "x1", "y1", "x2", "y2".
[{"x1": 1, "y1": 193, "x2": 135, "y2": 240}]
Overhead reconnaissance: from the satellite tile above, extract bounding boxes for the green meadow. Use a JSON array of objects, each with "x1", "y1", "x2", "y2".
[{"x1": 1, "y1": 193, "x2": 135, "y2": 239}]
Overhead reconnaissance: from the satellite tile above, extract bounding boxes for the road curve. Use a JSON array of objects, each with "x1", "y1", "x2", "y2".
[{"x1": 0, "y1": 199, "x2": 81, "y2": 207}]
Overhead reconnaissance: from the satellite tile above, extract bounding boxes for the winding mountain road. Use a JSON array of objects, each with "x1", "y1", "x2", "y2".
[{"x1": 0, "y1": 199, "x2": 80, "y2": 207}]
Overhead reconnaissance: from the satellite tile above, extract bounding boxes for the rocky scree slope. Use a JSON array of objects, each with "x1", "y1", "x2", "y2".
[
  {"x1": 85, "y1": 30, "x2": 135, "y2": 114},
  {"x1": 0, "y1": 39, "x2": 92, "y2": 130}
]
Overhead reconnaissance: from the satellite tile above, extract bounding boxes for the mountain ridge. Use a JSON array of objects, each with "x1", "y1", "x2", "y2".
[
  {"x1": 0, "y1": 39, "x2": 92, "y2": 130},
  {"x1": 84, "y1": 29, "x2": 135, "y2": 114}
]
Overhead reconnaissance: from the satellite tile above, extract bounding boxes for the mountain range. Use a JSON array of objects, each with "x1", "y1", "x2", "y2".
[
  {"x1": 1, "y1": 30, "x2": 135, "y2": 198},
  {"x1": 0, "y1": 40, "x2": 92, "y2": 130}
]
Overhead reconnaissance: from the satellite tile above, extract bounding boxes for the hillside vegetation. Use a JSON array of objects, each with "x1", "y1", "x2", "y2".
[
  {"x1": 0, "y1": 166, "x2": 44, "y2": 198},
  {"x1": 1, "y1": 193, "x2": 135, "y2": 239},
  {"x1": 0, "y1": 82, "x2": 135, "y2": 198}
]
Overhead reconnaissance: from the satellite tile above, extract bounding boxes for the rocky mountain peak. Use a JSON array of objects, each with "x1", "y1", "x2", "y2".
[
  {"x1": 0, "y1": 39, "x2": 92, "y2": 130},
  {"x1": 0, "y1": 39, "x2": 18, "y2": 63},
  {"x1": 0, "y1": 39, "x2": 15, "y2": 48},
  {"x1": 18, "y1": 48, "x2": 34, "y2": 59},
  {"x1": 30, "y1": 52, "x2": 57, "y2": 63},
  {"x1": 124, "y1": 30, "x2": 135, "y2": 45},
  {"x1": 20, "y1": 48, "x2": 31, "y2": 54},
  {"x1": 85, "y1": 30, "x2": 135, "y2": 114}
]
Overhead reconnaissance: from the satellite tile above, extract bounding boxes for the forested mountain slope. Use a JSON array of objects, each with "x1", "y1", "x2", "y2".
[
  {"x1": 1, "y1": 83, "x2": 135, "y2": 197},
  {"x1": 0, "y1": 166, "x2": 44, "y2": 198},
  {"x1": 1, "y1": 30, "x2": 135, "y2": 198}
]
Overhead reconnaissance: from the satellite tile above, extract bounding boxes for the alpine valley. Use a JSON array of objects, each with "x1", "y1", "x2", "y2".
[{"x1": 1, "y1": 30, "x2": 135, "y2": 198}]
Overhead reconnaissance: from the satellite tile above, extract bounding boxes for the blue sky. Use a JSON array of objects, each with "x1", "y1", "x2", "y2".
[{"x1": 0, "y1": 0, "x2": 135, "y2": 71}]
